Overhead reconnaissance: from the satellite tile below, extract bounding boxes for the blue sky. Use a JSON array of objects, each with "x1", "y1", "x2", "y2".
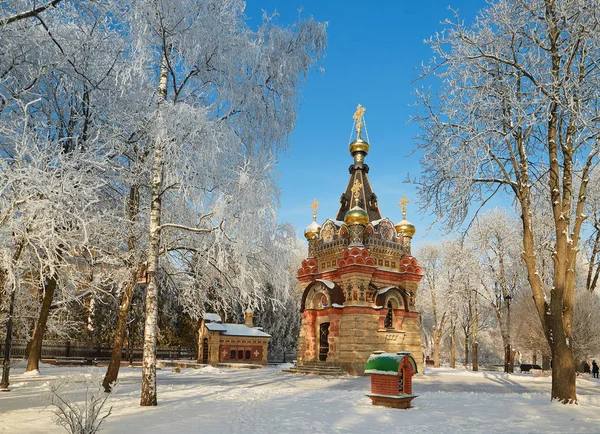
[{"x1": 244, "y1": 0, "x2": 483, "y2": 247}]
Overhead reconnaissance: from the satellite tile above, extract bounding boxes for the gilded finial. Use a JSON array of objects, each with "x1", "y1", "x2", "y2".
[
  {"x1": 352, "y1": 104, "x2": 366, "y2": 138},
  {"x1": 398, "y1": 195, "x2": 410, "y2": 218},
  {"x1": 310, "y1": 198, "x2": 320, "y2": 221},
  {"x1": 350, "y1": 179, "x2": 363, "y2": 207}
]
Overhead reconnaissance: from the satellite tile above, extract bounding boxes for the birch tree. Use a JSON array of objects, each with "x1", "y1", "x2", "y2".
[
  {"x1": 414, "y1": 0, "x2": 600, "y2": 403},
  {"x1": 121, "y1": 0, "x2": 326, "y2": 406}
]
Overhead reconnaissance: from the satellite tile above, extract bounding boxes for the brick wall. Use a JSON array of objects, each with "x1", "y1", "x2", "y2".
[
  {"x1": 370, "y1": 374, "x2": 399, "y2": 396},
  {"x1": 219, "y1": 344, "x2": 264, "y2": 362}
]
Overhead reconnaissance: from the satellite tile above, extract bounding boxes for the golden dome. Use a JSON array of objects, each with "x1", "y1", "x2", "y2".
[
  {"x1": 344, "y1": 206, "x2": 369, "y2": 226},
  {"x1": 349, "y1": 137, "x2": 370, "y2": 155},
  {"x1": 304, "y1": 220, "x2": 321, "y2": 240},
  {"x1": 395, "y1": 219, "x2": 416, "y2": 238}
]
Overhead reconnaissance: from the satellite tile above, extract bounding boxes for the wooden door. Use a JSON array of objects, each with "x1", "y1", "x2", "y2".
[
  {"x1": 319, "y1": 322, "x2": 330, "y2": 362},
  {"x1": 202, "y1": 338, "x2": 209, "y2": 364}
]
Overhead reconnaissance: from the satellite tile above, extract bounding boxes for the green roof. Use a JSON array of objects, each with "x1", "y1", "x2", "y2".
[{"x1": 364, "y1": 351, "x2": 418, "y2": 376}]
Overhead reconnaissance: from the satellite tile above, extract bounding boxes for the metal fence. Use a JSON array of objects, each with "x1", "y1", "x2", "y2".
[
  {"x1": 1, "y1": 339, "x2": 196, "y2": 361},
  {"x1": 1, "y1": 339, "x2": 298, "y2": 364}
]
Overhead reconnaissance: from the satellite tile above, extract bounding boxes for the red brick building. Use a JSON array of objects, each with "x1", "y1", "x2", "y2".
[
  {"x1": 198, "y1": 312, "x2": 270, "y2": 366},
  {"x1": 294, "y1": 105, "x2": 424, "y2": 375}
]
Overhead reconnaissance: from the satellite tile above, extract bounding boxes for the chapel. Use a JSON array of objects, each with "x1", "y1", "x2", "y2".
[
  {"x1": 198, "y1": 311, "x2": 270, "y2": 366},
  {"x1": 294, "y1": 105, "x2": 424, "y2": 375}
]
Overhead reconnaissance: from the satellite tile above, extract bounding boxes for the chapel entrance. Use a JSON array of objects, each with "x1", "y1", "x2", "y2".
[
  {"x1": 319, "y1": 322, "x2": 330, "y2": 361},
  {"x1": 202, "y1": 338, "x2": 209, "y2": 364}
]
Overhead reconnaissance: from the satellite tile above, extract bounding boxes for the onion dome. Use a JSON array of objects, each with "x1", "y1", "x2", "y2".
[
  {"x1": 349, "y1": 137, "x2": 370, "y2": 155},
  {"x1": 344, "y1": 206, "x2": 369, "y2": 226},
  {"x1": 395, "y1": 219, "x2": 416, "y2": 238},
  {"x1": 304, "y1": 220, "x2": 321, "y2": 240}
]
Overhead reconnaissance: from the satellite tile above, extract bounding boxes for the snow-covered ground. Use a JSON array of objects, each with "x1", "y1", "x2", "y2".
[{"x1": 1, "y1": 362, "x2": 599, "y2": 433}]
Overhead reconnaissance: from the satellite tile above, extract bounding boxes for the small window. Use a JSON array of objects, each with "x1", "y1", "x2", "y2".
[
  {"x1": 246, "y1": 350, "x2": 251, "y2": 359},
  {"x1": 230, "y1": 350, "x2": 236, "y2": 359},
  {"x1": 385, "y1": 301, "x2": 393, "y2": 328},
  {"x1": 238, "y1": 350, "x2": 243, "y2": 359}
]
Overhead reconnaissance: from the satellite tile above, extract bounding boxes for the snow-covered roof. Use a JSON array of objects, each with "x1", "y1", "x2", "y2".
[
  {"x1": 204, "y1": 313, "x2": 222, "y2": 323},
  {"x1": 377, "y1": 286, "x2": 394, "y2": 295},
  {"x1": 316, "y1": 279, "x2": 335, "y2": 289},
  {"x1": 205, "y1": 322, "x2": 227, "y2": 332},
  {"x1": 364, "y1": 351, "x2": 415, "y2": 376},
  {"x1": 222, "y1": 324, "x2": 270, "y2": 338}
]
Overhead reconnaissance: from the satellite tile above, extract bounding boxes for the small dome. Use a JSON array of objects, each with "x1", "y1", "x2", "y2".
[
  {"x1": 395, "y1": 219, "x2": 416, "y2": 238},
  {"x1": 349, "y1": 137, "x2": 370, "y2": 155},
  {"x1": 304, "y1": 220, "x2": 321, "y2": 240},
  {"x1": 344, "y1": 206, "x2": 369, "y2": 226}
]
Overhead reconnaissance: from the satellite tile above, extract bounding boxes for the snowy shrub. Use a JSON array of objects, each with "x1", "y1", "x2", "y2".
[{"x1": 44, "y1": 375, "x2": 114, "y2": 434}]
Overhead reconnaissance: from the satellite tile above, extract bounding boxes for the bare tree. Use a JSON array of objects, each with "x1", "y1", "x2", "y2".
[
  {"x1": 417, "y1": 243, "x2": 449, "y2": 368},
  {"x1": 470, "y1": 209, "x2": 523, "y2": 373},
  {"x1": 414, "y1": 0, "x2": 600, "y2": 403}
]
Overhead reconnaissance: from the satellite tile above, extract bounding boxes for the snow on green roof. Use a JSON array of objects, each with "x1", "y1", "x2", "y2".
[{"x1": 364, "y1": 351, "x2": 417, "y2": 376}]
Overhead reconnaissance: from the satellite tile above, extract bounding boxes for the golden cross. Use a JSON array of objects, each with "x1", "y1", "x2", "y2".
[
  {"x1": 352, "y1": 104, "x2": 366, "y2": 137},
  {"x1": 310, "y1": 198, "x2": 320, "y2": 221},
  {"x1": 398, "y1": 195, "x2": 410, "y2": 218},
  {"x1": 350, "y1": 179, "x2": 363, "y2": 206}
]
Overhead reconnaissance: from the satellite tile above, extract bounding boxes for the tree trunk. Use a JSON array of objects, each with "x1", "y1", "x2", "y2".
[
  {"x1": 549, "y1": 295, "x2": 577, "y2": 403},
  {"x1": 104, "y1": 180, "x2": 140, "y2": 393},
  {"x1": 433, "y1": 313, "x2": 446, "y2": 368},
  {"x1": 450, "y1": 315, "x2": 456, "y2": 369},
  {"x1": 505, "y1": 296, "x2": 513, "y2": 373},
  {"x1": 472, "y1": 296, "x2": 479, "y2": 372},
  {"x1": 551, "y1": 341, "x2": 576, "y2": 402},
  {"x1": 0, "y1": 269, "x2": 5, "y2": 316},
  {"x1": 430, "y1": 275, "x2": 441, "y2": 368},
  {"x1": 1, "y1": 239, "x2": 26, "y2": 388},
  {"x1": 0, "y1": 283, "x2": 17, "y2": 390},
  {"x1": 26, "y1": 276, "x2": 57, "y2": 372},
  {"x1": 586, "y1": 223, "x2": 600, "y2": 292},
  {"x1": 504, "y1": 343, "x2": 513, "y2": 373},
  {"x1": 140, "y1": 54, "x2": 168, "y2": 407},
  {"x1": 464, "y1": 334, "x2": 469, "y2": 368},
  {"x1": 103, "y1": 272, "x2": 138, "y2": 392},
  {"x1": 433, "y1": 337, "x2": 440, "y2": 368}
]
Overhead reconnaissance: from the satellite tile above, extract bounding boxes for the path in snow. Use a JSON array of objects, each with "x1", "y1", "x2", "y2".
[{"x1": 1, "y1": 363, "x2": 599, "y2": 433}]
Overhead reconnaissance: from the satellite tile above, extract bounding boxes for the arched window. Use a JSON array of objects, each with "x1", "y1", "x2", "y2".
[
  {"x1": 246, "y1": 350, "x2": 251, "y2": 359},
  {"x1": 230, "y1": 350, "x2": 236, "y2": 359},
  {"x1": 385, "y1": 301, "x2": 393, "y2": 328},
  {"x1": 238, "y1": 350, "x2": 243, "y2": 359},
  {"x1": 311, "y1": 291, "x2": 329, "y2": 309}
]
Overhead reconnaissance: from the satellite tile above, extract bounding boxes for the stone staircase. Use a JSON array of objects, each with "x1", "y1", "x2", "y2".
[{"x1": 282, "y1": 362, "x2": 346, "y2": 376}]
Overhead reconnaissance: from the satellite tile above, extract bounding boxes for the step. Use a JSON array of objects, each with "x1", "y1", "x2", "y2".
[{"x1": 282, "y1": 364, "x2": 346, "y2": 376}]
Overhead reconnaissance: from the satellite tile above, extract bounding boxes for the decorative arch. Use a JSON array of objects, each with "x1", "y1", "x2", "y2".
[
  {"x1": 301, "y1": 280, "x2": 346, "y2": 311},
  {"x1": 320, "y1": 220, "x2": 338, "y2": 243},
  {"x1": 377, "y1": 219, "x2": 396, "y2": 241},
  {"x1": 374, "y1": 286, "x2": 408, "y2": 330},
  {"x1": 338, "y1": 225, "x2": 349, "y2": 240},
  {"x1": 374, "y1": 286, "x2": 408, "y2": 311}
]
